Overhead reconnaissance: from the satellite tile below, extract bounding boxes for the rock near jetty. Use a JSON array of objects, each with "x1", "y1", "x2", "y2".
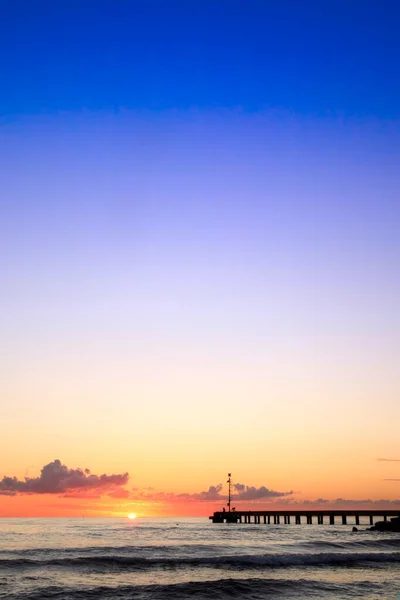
[{"x1": 368, "y1": 517, "x2": 400, "y2": 532}]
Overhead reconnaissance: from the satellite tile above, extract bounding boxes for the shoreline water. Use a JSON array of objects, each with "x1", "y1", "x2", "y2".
[{"x1": 0, "y1": 517, "x2": 399, "y2": 599}]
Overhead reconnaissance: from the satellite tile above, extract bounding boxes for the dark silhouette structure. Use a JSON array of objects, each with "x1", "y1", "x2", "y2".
[
  {"x1": 209, "y1": 509, "x2": 400, "y2": 525},
  {"x1": 226, "y1": 473, "x2": 232, "y2": 512},
  {"x1": 211, "y1": 474, "x2": 400, "y2": 525}
]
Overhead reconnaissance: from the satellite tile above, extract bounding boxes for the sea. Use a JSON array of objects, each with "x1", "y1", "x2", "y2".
[{"x1": 0, "y1": 517, "x2": 399, "y2": 599}]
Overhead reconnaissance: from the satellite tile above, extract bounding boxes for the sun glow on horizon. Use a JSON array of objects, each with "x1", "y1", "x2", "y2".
[{"x1": 128, "y1": 513, "x2": 137, "y2": 520}]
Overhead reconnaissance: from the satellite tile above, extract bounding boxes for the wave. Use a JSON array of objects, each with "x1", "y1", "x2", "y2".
[
  {"x1": 0, "y1": 543, "x2": 219, "y2": 557},
  {"x1": 1, "y1": 536, "x2": 398, "y2": 559},
  {"x1": 4, "y1": 577, "x2": 387, "y2": 600},
  {"x1": 296, "y1": 537, "x2": 400, "y2": 551},
  {"x1": 1, "y1": 550, "x2": 400, "y2": 572}
]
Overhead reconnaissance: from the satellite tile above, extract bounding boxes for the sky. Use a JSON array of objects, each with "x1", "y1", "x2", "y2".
[{"x1": 1, "y1": 0, "x2": 399, "y2": 517}]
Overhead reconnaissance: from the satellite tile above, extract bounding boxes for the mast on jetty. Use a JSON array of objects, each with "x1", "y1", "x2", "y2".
[
  {"x1": 210, "y1": 472, "x2": 400, "y2": 525},
  {"x1": 227, "y1": 473, "x2": 232, "y2": 513}
]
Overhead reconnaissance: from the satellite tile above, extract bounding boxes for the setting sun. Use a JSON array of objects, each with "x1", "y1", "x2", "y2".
[{"x1": 128, "y1": 513, "x2": 137, "y2": 520}]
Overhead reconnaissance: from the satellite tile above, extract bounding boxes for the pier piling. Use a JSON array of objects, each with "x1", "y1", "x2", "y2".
[{"x1": 209, "y1": 509, "x2": 400, "y2": 526}]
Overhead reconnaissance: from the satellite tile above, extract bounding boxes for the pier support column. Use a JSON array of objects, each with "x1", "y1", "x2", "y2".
[
  {"x1": 384, "y1": 515, "x2": 387, "y2": 522},
  {"x1": 268, "y1": 515, "x2": 271, "y2": 524},
  {"x1": 287, "y1": 515, "x2": 291, "y2": 524},
  {"x1": 369, "y1": 516, "x2": 373, "y2": 526},
  {"x1": 295, "y1": 515, "x2": 301, "y2": 524},
  {"x1": 329, "y1": 515, "x2": 334, "y2": 525},
  {"x1": 307, "y1": 516, "x2": 312, "y2": 524},
  {"x1": 342, "y1": 515, "x2": 347, "y2": 525},
  {"x1": 355, "y1": 515, "x2": 360, "y2": 526},
  {"x1": 277, "y1": 515, "x2": 280, "y2": 524},
  {"x1": 263, "y1": 515, "x2": 267, "y2": 524}
]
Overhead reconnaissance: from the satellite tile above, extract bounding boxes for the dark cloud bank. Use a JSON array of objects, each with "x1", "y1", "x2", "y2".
[{"x1": 0, "y1": 460, "x2": 128, "y2": 496}]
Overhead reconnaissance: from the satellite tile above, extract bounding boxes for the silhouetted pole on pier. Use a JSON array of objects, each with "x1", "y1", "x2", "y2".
[{"x1": 227, "y1": 473, "x2": 232, "y2": 513}]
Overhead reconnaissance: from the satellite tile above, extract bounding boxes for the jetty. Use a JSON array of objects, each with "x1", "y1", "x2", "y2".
[
  {"x1": 209, "y1": 509, "x2": 400, "y2": 525},
  {"x1": 209, "y1": 474, "x2": 400, "y2": 525}
]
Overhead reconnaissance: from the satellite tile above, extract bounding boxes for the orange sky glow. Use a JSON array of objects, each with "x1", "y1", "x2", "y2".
[{"x1": 1, "y1": 457, "x2": 399, "y2": 518}]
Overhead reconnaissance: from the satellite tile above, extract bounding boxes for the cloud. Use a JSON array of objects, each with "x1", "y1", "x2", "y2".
[
  {"x1": 130, "y1": 482, "x2": 292, "y2": 504},
  {"x1": 384, "y1": 479, "x2": 400, "y2": 482},
  {"x1": 195, "y1": 484, "x2": 224, "y2": 501},
  {"x1": 280, "y1": 497, "x2": 400, "y2": 507},
  {"x1": 335, "y1": 498, "x2": 400, "y2": 506},
  {"x1": 127, "y1": 484, "x2": 400, "y2": 509},
  {"x1": 333, "y1": 498, "x2": 372, "y2": 505},
  {"x1": 106, "y1": 488, "x2": 131, "y2": 499},
  {"x1": 130, "y1": 484, "x2": 224, "y2": 504},
  {"x1": 233, "y1": 483, "x2": 293, "y2": 500},
  {"x1": 377, "y1": 458, "x2": 400, "y2": 462},
  {"x1": 0, "y1": 460, "x2": 129, "y2": 496}
]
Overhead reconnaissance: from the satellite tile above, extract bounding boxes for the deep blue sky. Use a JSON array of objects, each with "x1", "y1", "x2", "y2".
[
  {"x1": 1, "y1": 1, "x2": 400, "y2": 494},
  {"x1": 1, "y1": 0, "x2": 399, "y2": 117}
]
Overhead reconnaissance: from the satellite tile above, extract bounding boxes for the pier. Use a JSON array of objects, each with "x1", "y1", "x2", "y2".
[
  {"x1": 209, "y1": 509, "x2": 400, "y2": 525},
  {"x1": 210, "y1": 475, "x2": 400, "y2": 526}
]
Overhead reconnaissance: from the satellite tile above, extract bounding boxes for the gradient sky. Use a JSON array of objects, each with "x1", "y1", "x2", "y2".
[{"x1": 1, "y1": 0, "x2": 399, "y2": 517}]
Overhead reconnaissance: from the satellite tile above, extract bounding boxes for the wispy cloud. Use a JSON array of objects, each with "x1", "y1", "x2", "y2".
[
  {"x1": 118, "y1": 483, "x2": 400, "y2": 509},
  {"x1": 274, "y1": 497, "x2": 400, "y2": 507},
  {"x1": 377, "y1": 458, "x2": 400, "y2": 462},
  {"x1": 130, "y1": 482, "x2": 293, "y2": 504},
  {"x1": 0, "y1": 460, "x2": 129, "y2": 496},
  {"x1": 233, "y1": 483, "x2": 293, "y2": 500}
]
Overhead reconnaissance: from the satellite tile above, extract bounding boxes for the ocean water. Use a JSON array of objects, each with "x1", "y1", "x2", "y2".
[{"x1": 0, "y1": 517, "x2": 399, "y2": 599}]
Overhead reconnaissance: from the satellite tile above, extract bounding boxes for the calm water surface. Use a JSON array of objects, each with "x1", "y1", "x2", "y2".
[{"x1": 0, "y1": 517, "x2": 399, "y2": 599}]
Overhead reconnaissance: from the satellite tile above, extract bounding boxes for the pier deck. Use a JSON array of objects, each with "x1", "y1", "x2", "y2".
[{"x1": 209, "y1": 509, "x2": 400, "y2": 525}]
